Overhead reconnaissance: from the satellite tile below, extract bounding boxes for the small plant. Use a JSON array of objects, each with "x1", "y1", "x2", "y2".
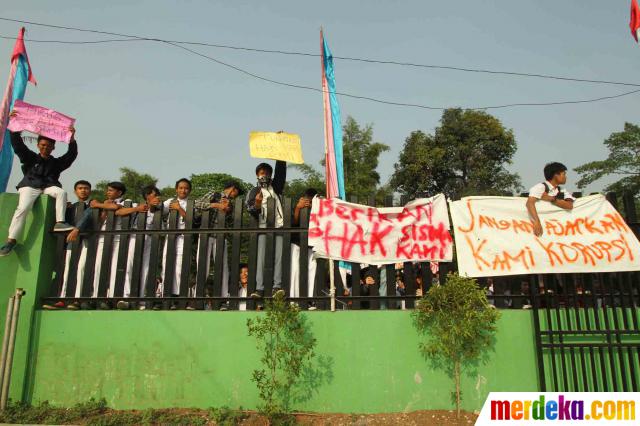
[
  {"x1": 412, "y1": 273, "x2": 499, "y2": 417},
  {"x1": 247, "y1": 291, "x2": 317, "y2": 420}
]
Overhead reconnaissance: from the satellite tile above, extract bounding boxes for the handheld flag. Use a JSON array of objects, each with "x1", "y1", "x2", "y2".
[{"x1": 0, "y1": 27, "x2": 37, "y2": 192}]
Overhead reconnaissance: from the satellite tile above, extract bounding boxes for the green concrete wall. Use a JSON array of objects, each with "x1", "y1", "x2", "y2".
[
  {"x1": 0, "y1": 193, "x2": 57, "y2": 403},
  {"x1": 26, "y1": 310, "x2": 538, "y2": 413}
]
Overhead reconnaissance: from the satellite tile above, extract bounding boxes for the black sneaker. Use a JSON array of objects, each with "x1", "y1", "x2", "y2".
[
  {"x1": 152, "y1": 303, "x2": 162, "y2": 311},
  {"x1": 219, "y1": 302, "x2": 229, "y2": 311},
  {"x1": 52, "y1": 222, "x2": 75, "y2": 232},
  {"x1": 0, "y1": 241, "x2": 16, "y2": 257}
]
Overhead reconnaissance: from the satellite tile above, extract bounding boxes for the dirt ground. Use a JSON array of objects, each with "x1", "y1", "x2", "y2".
[
  {"x1": 88, "y1": 408, "x2": 479, "y2": 425},
  {"x1": 289, "y1": 410, "x2": 478, "y2": 425}
]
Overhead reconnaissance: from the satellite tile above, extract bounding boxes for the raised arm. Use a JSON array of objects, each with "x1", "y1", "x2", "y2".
[
  {"x1": 272, "y1": 160, "x2": 287, "y2": 195},
  {"x1": 10, "y1": 131, "x2": 37, "y2": 164},
  {"x1": 57, "y1": 140, "x2": 78, "y2": 171}
]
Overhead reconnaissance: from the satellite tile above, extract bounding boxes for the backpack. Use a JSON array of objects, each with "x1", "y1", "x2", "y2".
[{"x1": 542, "y1": 182, "x2": 565, "y2": 200}]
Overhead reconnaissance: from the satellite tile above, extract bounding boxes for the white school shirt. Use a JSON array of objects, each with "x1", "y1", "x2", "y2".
[
  {"x1": 239, "y1": 285, "x2": 247, "y2": 311},
  {"x1": 99, "y1": 198, "x2": 129, "y2": 231},
  {"x1": 131, "y1": 204, "x2": 160, "y2": 230},
  {"x1": 528, "y1": 181, "x2": 575, "y2": 201},
  {"x1": 259, "y1": 185, "x2": 284, "y2": 228},
  {"x1": 163, "y1": 198, "x2": 189, "y2": 229}
]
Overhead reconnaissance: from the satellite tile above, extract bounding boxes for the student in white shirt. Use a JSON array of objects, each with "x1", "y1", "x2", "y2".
[
  {"x1": 195, "y1": 181, "x2": 244, "y2": 306},
  {"x1": 526, "y1": 162, "x2": 575, "y2": 237},
  {"x1": 161, "y1": 178, "x2": 192, "y2": 298},
  {"x1": 116, "y1": 185, "x2": 163, "y2": 309},
  {"x1": 289, "y1": 189, "x2": 318, "y2": 306},
  {"x1": 91, "y1": 182, "x2": 128, "y2": 307},
  {"x1": 43, "y1": 180, "x2": 92, "y2": 310}
]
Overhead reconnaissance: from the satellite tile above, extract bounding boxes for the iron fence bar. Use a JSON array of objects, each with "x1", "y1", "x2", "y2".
[
  {"x1": 531, "y1": 275, "x2": 547, "y2": 391},
  {"x1": 540, "y1": 274, "x2": 560, "y2": 391}
]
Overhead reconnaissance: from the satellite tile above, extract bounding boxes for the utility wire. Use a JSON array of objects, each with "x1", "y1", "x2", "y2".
[
  {"x1": 0, "y1": 35, "x2": 141, "y2": 44},
  {"x1": 162, "y1": 40, "x2": 640, "y2": 110},
  {"x1": 2, "y1": 16, "x2": 640, "y2": 110},
  {"x1": 2, "y1": 16, "x2": 640, "y2": 88}
]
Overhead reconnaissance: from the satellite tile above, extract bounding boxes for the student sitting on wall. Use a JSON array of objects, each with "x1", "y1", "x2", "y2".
[
  {"x1": 43, "y1": 180, "x2": 93, "y2": 310},
  {"x1": 0, "y1": 115, "x2": 77, "y2": 257},
  {"x1": 526, "y1": 162, "x2": 575, "y2": 237}
]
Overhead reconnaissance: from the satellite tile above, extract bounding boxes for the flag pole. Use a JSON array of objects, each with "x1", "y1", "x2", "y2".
[{"x1": 320, "y1": 27, "x2": 337, "y2": 312}]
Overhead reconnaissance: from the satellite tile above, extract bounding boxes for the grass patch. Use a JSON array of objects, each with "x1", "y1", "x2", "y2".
[{"x1": 0, "y1": 399, "x2": 246, "y2": 425}]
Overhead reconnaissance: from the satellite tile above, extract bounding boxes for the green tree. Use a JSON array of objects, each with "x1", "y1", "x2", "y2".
[
  {"x1": 341, "y1": 116, "x2": 390, "y2": 200},
  {"x1": 159, "y1": 173, "x2": 251, "y2": 200},
  {"x1": 412, "y1": 274, "x2": 499, "y2": 417},
  {"x1": 94, "y1": 167, "x2": 158, "y2": 203},
  {"x1": 575, "y1": 122, "x2": 640, "y2": 195},
  {"x1": 284, "y1": 164, "x2": 325, "y2": 199},
  {"x1": 285, "y1": 116, "x2": 390, "y2": 203},
  {"x1": 188, "y1": 173, "x2": 252, "y2": 200},
  {"x1": 391, "y1": 109, "x2": 522, "y2": 200}
]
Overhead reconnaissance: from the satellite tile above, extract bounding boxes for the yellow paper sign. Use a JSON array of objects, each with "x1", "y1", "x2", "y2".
[{"x1": 249, "y1": 131, "x2": 304, "y2": 164}]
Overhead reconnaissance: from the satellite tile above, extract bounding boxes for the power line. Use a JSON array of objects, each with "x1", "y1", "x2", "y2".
[
  {"x1": 1, "y1": 16, "x2": 640, "y2": 110},
  {"x1": 2, "y1": 16, "x2": 640, "y2": 89},
  {"x1": 163, "y1": 40, "x2": 640, "y2": 110},
  {"x1": 0, "y1": 35, "x2": 141, "y2": 44}
]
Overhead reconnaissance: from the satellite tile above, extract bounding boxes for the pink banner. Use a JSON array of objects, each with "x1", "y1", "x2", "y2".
[{"x1": 8, "y1": 100, "x2": 75, "y2": 143}]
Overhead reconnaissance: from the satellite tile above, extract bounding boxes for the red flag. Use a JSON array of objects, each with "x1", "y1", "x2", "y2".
[
  {"x1": 11, "y1": 27, "x2": 36, "y2": 85},
  {"x1": 631, "y1": 0, "x2": 640, "y2": 42}
]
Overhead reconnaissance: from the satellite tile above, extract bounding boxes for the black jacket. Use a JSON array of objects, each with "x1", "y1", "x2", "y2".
[
  {"x1": 246, "y1": 160, "x2": 287, "y2": 219},
  {"x1": 11, "y1": 131, "x2": 77, "y2": 190}
]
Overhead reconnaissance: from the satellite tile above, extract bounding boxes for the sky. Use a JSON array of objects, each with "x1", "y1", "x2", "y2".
[{"x1": 1, "y1": 1, "x2": 639, "y2": 196}]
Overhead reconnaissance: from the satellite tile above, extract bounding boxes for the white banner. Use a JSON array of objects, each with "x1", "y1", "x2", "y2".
[
  {"x1": 308, "y1": 195, "x2": 452, "y2": 265},
  {"x1": 477, "y1": 392, "x2": 639, "y2": 425},
  {"x1": 450, "y1": 195, "x2": 640, "y2": 277}
]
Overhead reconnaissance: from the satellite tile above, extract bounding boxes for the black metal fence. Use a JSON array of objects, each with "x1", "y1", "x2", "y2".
[
  {"x1": 43, "y1": 192, "x2": 639, "y2": 314},
  {"x1": 45, "y1": 196, "x2": 439, "y2": 310}
]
